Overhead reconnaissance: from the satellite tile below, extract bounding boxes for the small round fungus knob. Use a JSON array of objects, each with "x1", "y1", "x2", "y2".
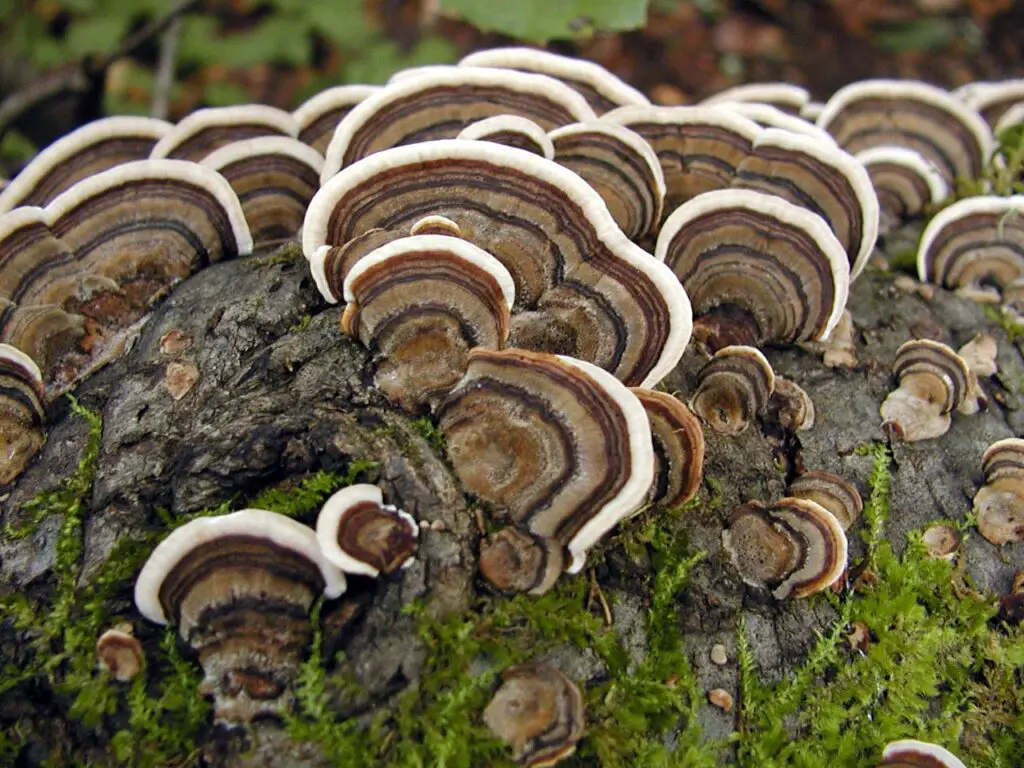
[
  {"x1": 96, "y1": 624, "x2": 144, "y2": 682},
  {"x1": 787, "y1": 471, "x2": 862, "y2": 531},
  {"x1": 880, "y1": 339, "x2": 971, "y2": 442},
  {"x1": 690, "y1": 345, "x2": 775, "y2": 436},
  {"x1": 974, "y1": 437, "x2": 1024, "y2": 545}
]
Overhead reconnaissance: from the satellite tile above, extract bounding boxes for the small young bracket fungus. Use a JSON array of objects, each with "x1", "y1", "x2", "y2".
[
  {"x1": 460, "y1": 46, "x2": 649, "y2": 115},
  {"x1": 816, "y1": 79, "x2": 993, "y2": 187},
  {"x1": 723, "y1": 497, "x2": 848, "y2": 599},
  {"x1": 293, "y1": 84, "x2": 380, "y2": 154},
  {"x1": 547, "y1": 121, "x2": 666, "y2": 241},
  {"x1": 96, "y1": 624, "x2": 144, "y2": 682},
  {"x1": 134, "y1": 509, "x2": 346, "y2": 726},
  {"x1": 916, "y1": 195, "x2": 1024, "y2": 296},
  {"x1": 689, "y1": 345, "x2": 775, "y2": 436},
  {"x1": 201, "y1": 136, "x2": 323, "y2": 249},
  {"x1": 0, "y1": 343, "x2": 46, "y2": 486},
  {"x1": 957, "y1": 332, "x2": 997, "y2": 415},
  {"x1": 339, "y1": 234, "x2": 515, "y2": 410},
  {"x1": 483, "y1": 662, "x2": 585, "y2": 768},
  {"x1": 630, "y1": 388, "x2": 705, "y2": 508},
  {"x1": 921, "y1": 524, "x2": 960, "y2": 560},
  {"x1": 787, "y1": 471, "x2": 863, "y2": 531},
  {"x1": 880, "y1": 339, "x2": 970, "y2": 442},
  {"x1": 973, "y1": 437, "x2": 1024, "y2": 545},
  {"x1": 457, "y1": 115, "x2": 555, "y2": 159},
  {"x1": 876, "y1": 739, "x2": 967, "y2": 768},
  {"x1": 767, "y1": 376, "x2": 816, "y2": 432},
  {"x1": 701, "y1": 82, "x2": 811, "y2": 114},
  {"x1": 315, "y1": 484, "x2": 418, "y2": 577},
  {"x1": 0, "y1": 298, "x2": 86, "y2": 376},
  {"x1": 655, "y1": 188, "x2": 849, "y2": 353},
  {"x1": 149, "y1": 104, "x2": 299, "y2": 162},
  {"x1": 0, "y1": 116, "x2": 171, "y2": 213},
  {"x1": 478, "y1": 526, "x2": 565, "y2": 596},
  {"x1": 954, "y1": 79, "x2": 1024, "y2": 127},
  {"x1": 854, "y1": 147, "x2": 948, "y2": 235},
  {"x1": 437, "y1": 348, "x2": 654, "y2": 584},
  {"x1": 322, "y1": 67, "x2": 595, "y2": 178}
]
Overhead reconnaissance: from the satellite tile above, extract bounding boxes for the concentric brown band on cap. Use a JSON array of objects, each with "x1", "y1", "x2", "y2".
[
  {"x1": 0, "y1": 207, "x2": 83, "y2": 307},
  {"x1": 294, "y1": 85, "x2": 380, "y2": 154},
  {"x1": 855, "y1": 147, "x2": 947, "y2": 232},
  {"x1": 701, "y1": 82, "x2": 810, "y2": 114},
  {"x1": 982, "y1": 437, "x2": 1024, "y2": 483},
  {"x1": 458, "y1": 115, "x2": 555, "y2": 158},
  {"x1": 892, "y1": 339, "x2": 971, "y2": 414},
  {"x1": 690, "y1": 345, "x2": 775, "y2": 436},
  {"x1": 0, "y1": 343, "x2": 46, "y2": 485},
  {"x1": 630, "y1": 387, "x2": 704, "y2": 507},
  {"x1": 0, "y1": 299, "x2": 85, "y2": 375},
  {"x1": 787, "y1": 471, "x2": 863, "y2": 530}
]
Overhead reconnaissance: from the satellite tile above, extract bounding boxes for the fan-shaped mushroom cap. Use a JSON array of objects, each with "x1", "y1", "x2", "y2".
[
  {"x1": 921, "y1": 524, "x2": 959, "y2": 559},
  {"x1": 702, "y1": 83, "x2": 811, "y2": 114},
  {"x1": 732, "y1": 128, "x2": 879, "y2": 279},
  {"x1": 548, "y1": 121, "x2": 665, "y2": 240},
  {"x1": 787, "y1": 471, "x2": 862, "y2": 530},
  {"x1": 816, "y1": 80, "x2": 993, "y2": 186},
  {"x1": 717, "y1": 102, "x2": 836, "y2": 143},
  {"x1": 0, "y1": 298, "x2": 85, "y2": 374},
  {"x1": 974, "y1": 437, "x2": 1024, "y2": 545},
  {"x1": 993, "y1": 102, "x2": 1024, "y2": 136},
  {"x1": 150, "y1": 104, "x2": 299, "y2": 162},
  {"x1": 954, "y1": 79, "x2": 1024, "y2": 127},
  {"x1": 315, "y1": 484, "x2": 418, "y2": 577},
  {"x1": 457, "y1": 115, "x2": 555, "y2": 159},
  {"x1": 322, "y1": 67, "x2": 595, "y2": 179},
  {"x1": 877, "y1": 739, "x2": 967, "y2": 768},
  {"x1": 293, "y1": 84, "x2": 380, "y2": 154},
  {"x1": 460, "y1": 46, "x2": 649, "y2": 115},
  {"x1": 916, "y1": 196, "x2": 1024, "y2": 292},
  {"x1": 656, "y1": 188, "x2": 849, "y2": 353},
  {"x1": 438, "y1": 349, "x2": 654, "y2": 579},
  {"x1": 0, "y1": 343, "x2": 45, "y2": 485},
  {"x1": 630, "y1": 388, "x2": 705, "y2": 507},
  {"x1": 478, "y1": 526, "x2": 565, "y2": 596},
  {"x1": 340, "y1": 234, "x2": 515, "y2": 410},
  {"x1": 880, "y1": 339, "x2": 970, "y2": 442},
  {"x1": 134, "y1": 509, "x2": 345, "y2": 725},
  {"x1": 981, "y1": 437, "x2": 1024, "y2": 483},
  {"x1": 0, "y1": 117, "x2": 171, "y2": 213},
  {"x1": 484, "y1": 661, "x2": 585, "y2": 768},
  {"x1": 768, "y1": 376, "x2": 816, "y2": 432},
  {"x1": 305, "y1": 140, "x2": 692, "y2": 387},
  {"x1": 690, "y1": 345, "x2": 775, "y2": 436},
  {"x1": 602, "y1": 105, "x2": 761, "y2": 210},
  {"x1": 855, "y1": 147, "x2": 948, "y2": 234},
  {"x1": 201, "y1": 136, "x2": 322, "y2": 249},
  {"x1": 723, "y1": 496, "x2": 848, "y2": 599},
  {"x1": 96, "y1": 625, "x2": 144, "y2": 682}
]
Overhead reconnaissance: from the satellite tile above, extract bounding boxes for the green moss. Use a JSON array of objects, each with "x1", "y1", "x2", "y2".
[
  {"x1": 288, "y1": 314, "x2": 313, "y2": 334},
  {"x1": 250, "y1": 241, "x2": 302, "y2": 267},
  {"x1": 983, "y1": 304, "x2": 1024, "y2": 344},
  {"x1": 410, "y1": 415, "x2": 446, "y2": 453},
  {"x1": 860, "y1": 440, "x2": 892, "y2": 565}
]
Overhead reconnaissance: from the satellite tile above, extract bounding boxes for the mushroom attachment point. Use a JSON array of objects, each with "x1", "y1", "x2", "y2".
[
  {"x1": 457, "y1": 115, "x2": 555, "y2": 159},
  {"x1": 630, "y1": 388, "x2": 705, "y2": 508},
  {"x1": 879, "y1": 339, "x2": 970, "y2": 443},
  {"x1": 786, "y1": 471, "x2": 863, "y2": 531},
  {"x1": 876, "y1": 739, "x2": 967, "y2": 768},
  {"x1": 149, "y1": 104, "x2": 299, "y2": 162},
  {"x1": 133, "y1": 509, "x2": 346, "y2": 726},
  {"x1": 0, "y1": 343, "x2": 46, "y2": 486},
  {"x1": 315, "y1": 484, "x2": 419, "y2": 577},
  {"x1": 973, "y1": 437, "x2": 1024, "y2": 545},
  {"x1": 483, "y1": 662, "x2": 585, "y2": 768},
  {"x1": 689, "y1": 345, "x2": 775, "y2": 436},
  {"x1": 723, "y1": 497, "x2": 848, "y2": 599}
]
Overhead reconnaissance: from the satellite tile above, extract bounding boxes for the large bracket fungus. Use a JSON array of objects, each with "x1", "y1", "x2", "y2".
[
  {"x1": 879, "y1": 339, "x2": 971, "y2": 442},
  {"x1": 689, "y1": 345, "x2": 775, "y2": 436},
  {"x1": 855, "y1": 147, "x2": 948, "y2": 235},
  {"x1": 876, "y1": 739, "x2": 967, "y2": 768},
  {"x1": 134, "y1": 509, "x2": 346, "y2": 726},
  {"x1": 149, "y1": 104, "x2": 300, "y2": 162},
  {"x1": 0, "y1": 343, "x2": 46, "y2": 485},
  {"x1": 293, "y1": 84, "x2": 380, "y2": 154},
  {"x1": 973, "y1": 437, "x2": 1024, "y2": 545}
]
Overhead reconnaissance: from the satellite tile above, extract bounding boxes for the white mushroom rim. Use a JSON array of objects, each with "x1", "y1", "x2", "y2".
[
  {"x1": 601, "y1": 104, "x2": 764, "y2": 144},
  {"x1": 340, "y1": 234, "x2": 517, "y2": 309},
  {"x1": 716, "y1": 102, "x2": 836, "y2": 144},
  {"x1": 303, "y1": 139, "x2": 693, "y2": 388},
  {"x1": 457, "y1": 115, "x2": 556, "y2": 160},
  {"x1": 0, "y1": 116, "x2": 172, "y2": 213},
  {"x1": 558, "y1": 355, "x2": 654, "y2": 574},
  {"x1": 293, "y1": 85, "x2": 381, "y2": 129},
  {"x1": 854, "y1": 146, "x2": 949, "y2": 204},
  {"x1": 149, "y1": 104, "x2": 300, "y2": 159},
  {"x1": 134, "y1": 509, "x2": 347, "y2": 625},
  {"x1": 994, "y1": 102, "x2": 1024, "y2": 136},
  {"x1": 200, "y1": 135, "x2": 326, "y2": 175},
  {"x1": 701, "y1": 82, "x2": 810, "y2": 109},
  {"x1": 881, "y1": 739, "x2": 966, "y2": 768},
  {"x1": 0, "y1": 342, "x2": 44, "y2": 384},
  {"x1": 916, "y1": 195, "x2": 1024, "y2": 283}
]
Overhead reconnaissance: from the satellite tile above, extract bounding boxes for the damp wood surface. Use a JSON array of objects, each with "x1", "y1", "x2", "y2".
[{"x1": 0, "y1": 236, "x2": 1022, "y2": 767}]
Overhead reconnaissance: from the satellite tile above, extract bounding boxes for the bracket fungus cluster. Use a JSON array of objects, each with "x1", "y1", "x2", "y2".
[
  {"x1": 880, "y1": 339, "x2": 971, "y2": 442},
  {"x1": 973, "y1": 437, "x2": 1024, "y2": 545}
]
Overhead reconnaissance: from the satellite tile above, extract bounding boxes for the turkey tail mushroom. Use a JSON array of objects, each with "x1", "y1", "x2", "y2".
[
  {"x1": 880, "y1": 339, "x2": 971, "y2": 442},
  {"x1": 689, "y1": 345, "x2": 775, "y2": 436},
  {"x1": 701, "y1": 82, "x2": 811, "y2": 114},
  {"x1": 973, "y1": 437, "x2": 1024, "y2": 545},
  {"x1": 293, "y1": 85, "x2": 379, "y2": 154},
  {"x1": 876, "y1": 739, "x2": 967, "y2": 768},
  {"x1": 855, "y1": 147, "x2": 948, "y2": 235},
  {"x1": 457, "y1": 115, "x2": 555, "y2": 158},
  {"x1": 787, "y1": 471, "x2": 863, "y2": 531},
  {"x1": 0, "y1": 343, "x2": 46, "y2": 485},
  {"x1": 149, "y1": 104, "x2": 299, "y2": 162},
  {"x1": 630, "y1": 388, "x2": 705, "y2": 507}
]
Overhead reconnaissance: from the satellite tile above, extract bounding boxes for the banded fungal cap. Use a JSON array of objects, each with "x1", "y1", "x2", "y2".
[
  {"x1": 0, "y1": 116, "x2": 171, "y2": 212},
  {"x1": 315, "y1": 484, "x2": 418, "y2": 577},
  {"x1": 916, "y1": 195, "x2": 1024, "y2": 292},
  {"x1": 457, "y1": 115, "x2": 555, "y2": 159},
  {"x1": 0, "y1": 342, "x2": 46, "y2": 485},
  {"x1": 880, "y1": 339, "x2": 970, "y2": 442},
  {"x1": 0, "y1": 298, "x2": 85, "y2": 375},
  {"x1": 877, "y1": 739, "x2": 967, "y2": 768},
  {"x1": 322, "y1": 67, "x2": 595, "y2": 180},
  {"x1": 149, "y1": 104, "x2": 299, "y2": 162},
  {"x1": 134, "y1": 509, "x2": 346, "y2": 725},
  {"x1": 0, "y1": 206, "x2": 91, "y2": 308},
  {"x1": 732, "y1": 127, "x2": 880, "y2": 279},
  {"x1": 96, "y1": 625, "x2": 144, "y2": 682},
  {"x1": 656, "y1": 188, "x2": 850, "y2": 352},
  {"x1": 722, "y1": 496, "x2": 848, "y2": 599},
  {"x1": 689, "y1": 345, "x2": 775, "y2": 436},
  {"x1": 484, "y1": 662, "x2": 585, "y2": 768},
  {"x1": 201, "y1": 136, "x2": 323, "y2": 249},
  {"x1": 339, "y1": 234, "x2": 515, "y2": 410},
  {"x1": 308, "y1": 228, "x2": 405, "y2": 301},
  {"x1": 957, "y1": 332, "x2": 997, "y2": 415},
  {"x1": 293, "y1": 84, "x2": 380, "y2": 154},
  {"x1": 478, "y1": 527, "x2": 565, "y2": 596},
  {"x1": 437, "y1": 348, "x2": 653, "y2": 581},
  {"x1": 974, "y1": 437, "x2": 1024, "y2": 545},
  {"x1": 547, "y1": 121, "x2": 665, "y2": 240},
  {"x1": 921, "y1": 524, "x2": 960, "y2": 559},
  {"x1": 993, "y1": 102, "x2": 1024, "y2": 136},
  {"x1": 954, "y1": 79, "x2": 1024, "y2": 127},
  {"x1": 460, "y1": 46, "x2": 649, "y2": 115},
  {"x1": 981, "y1": 437, "x2": 1024, "y2": 483},
  {"x1": 787, "y1": 471, "x2": 862, "y2": 530},
  {"x1": 717, "y1": 102, "x2": 837, "y2": 143},
  {"x1": 701, "y1": 82, "x2": 811, "y2": 113},
  {"x1": 304, "y1": 140, "x2": 692, "y2": 387},
  {"x1": 768, "y1": 376, "x2": 816, "y2": 432},
  {"x1": 816, "y1": 79, "x2": 993, "y2": 186},
  {"x1": 629, "y1": 388, "x2": 705, "y2": 508},
  {"x1": 854, "y1": 147, "x2": 948, "y2": 235},
  {"x1": 602, "y1": 105, "x2": 762, "y2": 210}
]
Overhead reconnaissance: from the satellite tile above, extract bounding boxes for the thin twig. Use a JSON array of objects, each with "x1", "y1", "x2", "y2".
[{"x1": 151, "y1": 15, "x2": 182, "y2": 120}]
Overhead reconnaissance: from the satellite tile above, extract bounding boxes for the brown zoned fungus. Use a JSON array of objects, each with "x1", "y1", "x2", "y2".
[
  {"x1": 629, "y1": 388, "x2": 705, "y2": 508},
  {"x1": 954, "y1": 79, "x2": 1024, "y2": 127},
  {"x1": 880, "y1": 339, "x2": 970, "y2": 442},
  {"x1": 723, "y1": 496, "x2": 848, "y2": 599},
  {"x1": 0, "y1": 116, "x2": 171, "y2": 212},
  {"x1": 689, "y1": 345, "x2": 775, "y2": 436},
  {"x1": 149, "y1": 104, "x2": 299, "y2": 162},
  {"x1": 293, "y1": 84, "x2": 379, "y2": 154},
  {"x1": 994, "y1": 102, "x2": 1024, "y2": 136},
  {"x1": 714, "y1": 102, "x2": 836, "y2": 143},
  {"x1": 96, "y1": 624, "x2": 144, "y2": 682},
  {"x1": 315, "y1": 484, "x2": 419, "y2": 578},
  {"x1": 701, "y1": 82, "x2": 811, "y2": 114},
  {"x1": 921, "y1": 524, "x2": 960, "y2": 560},
  {"x1": 0, "y1": 299, "x2": 85, "y2": 375},
  {"x1": 134, "y1": 510, "x2": 346, "y2": 726},
  {"x1": 787, "y1": 471, "x2": 863, "y2": 530},
  {"x1": 876, "y1": 739, "x2": 967, "y2": 768},
  {"x1": 655, "y1": 188, "x2": 849, "y2": 354},
  {"x1": 973, "y1": 437, "x2": 1024, "y2": 545},
  {"x1": 483, "y1": 662, "x2": 585, "y2": 768},
  {"x1": 0, "y1": 343, "x2": 46, "y2": 485},
  {"x1": 457, "y1": 115, "x2": 555, "y2": 158},
  {"x1": 438, "y1": 348, "x2": 653, "y2": 593},
  {"x1": 854, "y1": 147, "x2": 948, "y2": 235},
  {"x1": 767, "y1": 376, "x2": 816, "y2": 432}
]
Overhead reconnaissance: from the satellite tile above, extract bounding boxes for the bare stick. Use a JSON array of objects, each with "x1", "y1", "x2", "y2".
[{"x1": 151, "y1": 16, "x2": 182, "y2": 120}]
